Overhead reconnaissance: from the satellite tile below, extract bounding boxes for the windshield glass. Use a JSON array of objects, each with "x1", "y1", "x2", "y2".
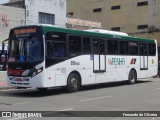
[{"x1": 8, "y1": 35, "x2": 43, "y2": 62}]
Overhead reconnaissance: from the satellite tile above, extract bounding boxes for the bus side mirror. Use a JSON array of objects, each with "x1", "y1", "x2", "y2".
[{"x1": 2, "y1": 43, "x2": 5, "y2": 52}]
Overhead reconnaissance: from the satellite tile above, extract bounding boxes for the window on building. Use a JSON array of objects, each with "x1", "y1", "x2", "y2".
[
  {"x1": 137, "y1": 25, "x2": 148, "y2": 30},
  {"x1": 107, "y1": 39, "x2": 118, "y2": 55},
  {"x1": 119, "y1": 41, "x2": 128, "y2": 55},
  {"x1": 111, "y1": 27, "x2": 121, "y2": 31},
  {"x1": 39, "y1": 12, "x2": 55, "y2": 25},
  {"x1": 67, "y1": 12, "x2": 74, "y2": 17},
  {"x1": 129, "y1": 42, "x2": 138, "y2": 55},
  {"x1": 111, "y1": 5, "x2": 121, "y2": 10},
  {"x1": 93, "y1": 8, "x2": 102, "y2": 12},
  {"x1": 69, "y1": 35, "x2": 82, "y2": 56},
  {"x1": 137, "y1": 1, "x2": 148, "y2": 6}
]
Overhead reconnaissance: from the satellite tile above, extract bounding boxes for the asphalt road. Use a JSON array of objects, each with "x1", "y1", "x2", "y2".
[{"x1": 0, "y1": 78, "x2": 160, "y2": 120}]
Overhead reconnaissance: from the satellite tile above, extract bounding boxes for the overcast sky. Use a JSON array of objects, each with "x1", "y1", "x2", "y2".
[{"x1": 0, "y1": 0, "x2": 9, "y2": 4}]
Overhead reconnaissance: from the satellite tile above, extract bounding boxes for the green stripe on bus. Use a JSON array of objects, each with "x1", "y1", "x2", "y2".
[{"x1": 42, "y1": 25, "x2": 155, "y2": 43}]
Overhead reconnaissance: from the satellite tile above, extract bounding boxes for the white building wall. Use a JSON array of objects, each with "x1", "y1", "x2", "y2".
[
  {"x1": 25, "y1": 0, "x2": 66, "y2": 27},
  {"x1": 0, "y1": 5, "x2": 25, "y2": 43}
]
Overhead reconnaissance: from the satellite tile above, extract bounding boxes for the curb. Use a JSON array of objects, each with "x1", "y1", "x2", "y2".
[{"x1": 0, "y1": 86, "x2": 14, "y2": 90}]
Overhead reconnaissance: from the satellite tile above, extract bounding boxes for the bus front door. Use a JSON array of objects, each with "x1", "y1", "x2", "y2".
[
  {"x1": 139, "y1": 43, "x2": 148, "y2": 70},
  {"x1": 93, "y1": 39, "x2": 106, "y2": 73}
]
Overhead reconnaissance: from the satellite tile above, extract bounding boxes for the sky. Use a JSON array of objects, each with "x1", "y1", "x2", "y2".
[{"x1": 0, "y1": 0, "x2": 9, "y2": 4}]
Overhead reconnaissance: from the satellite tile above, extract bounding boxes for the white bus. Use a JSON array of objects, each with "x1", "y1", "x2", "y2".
[{"x1": 4, "y1": 25, "x2": 158, "y2": 92}]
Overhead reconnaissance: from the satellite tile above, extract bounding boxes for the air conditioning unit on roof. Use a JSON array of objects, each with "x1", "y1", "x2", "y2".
[{"x1": 84, "y1": 29, "x2": 128, "y2": 36}]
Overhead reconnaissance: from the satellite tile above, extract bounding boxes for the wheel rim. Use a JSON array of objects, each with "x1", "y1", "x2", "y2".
[
  {"x1": 70, "y1": 78, "x2": 78, "y2": 90},
  {"x1": 130, "y1": 73, "x2": 135, "y2": 83}
]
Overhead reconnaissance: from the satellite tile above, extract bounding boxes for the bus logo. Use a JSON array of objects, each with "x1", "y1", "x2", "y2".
[
  {"x1": 130, "y1": 58, "x2": 136, "y2": 64},
  {"x1": 108, "y1": 58, "x2": 125, "y2": 65}
]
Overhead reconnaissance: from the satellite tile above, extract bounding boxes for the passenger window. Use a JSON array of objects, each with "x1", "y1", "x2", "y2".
[
  {"x1": 119, "y1": 41, "x2": 128, "y2": 55},
  {"x1": 129, "y1": 42, "x2": 138, "y2": 55},
  {"x1": 83, "y1": 37, "x2": 91, "y2": 54},
  {"x1": 139, "y1": 43, "x2": 148, "y2": 55},
  {"x1": 100, "y1": 40, "x2": 105, "y2": 55},
  {"x1": 69, "y1": 35, "x2": 82, "y2": 56},
  {"x1": 93, "y1": 38, "x2": 105, "y2": 55},
  {"x1": 107, "y1": 39, "x2": 118, "y2": 55},
  {"x1": 45, "y1": 32, "x2": 66, "y2": 59},
  {"x1": 93, "y1": 40, "x2": 99, "y2": 54},
  {"x1": 149, "y1": 43, "x2": 156, "y2": 56}
]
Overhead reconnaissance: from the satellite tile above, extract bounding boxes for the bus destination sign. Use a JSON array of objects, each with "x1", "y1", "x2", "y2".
[{"x1": 14, "y1": 28, "x2": 36, "y2": 35}]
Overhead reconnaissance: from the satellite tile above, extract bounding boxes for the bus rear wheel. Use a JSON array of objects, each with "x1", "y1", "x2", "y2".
[
  {"x1": 128, "y1": 70, "x2": 137, "y2": 84},
  {"x1": 66, "y1": 73, "x2": 81, "y2": 93}
]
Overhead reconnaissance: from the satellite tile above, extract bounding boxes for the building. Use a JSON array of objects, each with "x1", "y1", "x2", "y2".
[
  {"x1": 67, "y1": 0, "x2": 160, "y2": 44},
  {"x1": 2, "y1": 0, "x2": 24, "y2": 8},
  {"x1": 0, "y1": 5, "x2": 25, "y2": 42},
  {"x1": 0, "y1": 0, "x2": 67, "y2": 42},
  {"x1": 3, "y1": 0, "x2": 67, "y2": 27},
  {"x1": 25, "y1": 0, "x2": 66, "y2": 27},
  {"x1": 67, "y1": 17, "x2": 101, "y2": 30}
]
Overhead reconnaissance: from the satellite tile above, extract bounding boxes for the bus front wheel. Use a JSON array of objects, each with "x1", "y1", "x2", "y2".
[
  {"x1": 128, "y1": 70, "x2": 137, "y2": 84},
  {"x1": 66, "y1": 73, "x2": 81, "y2": 93}
]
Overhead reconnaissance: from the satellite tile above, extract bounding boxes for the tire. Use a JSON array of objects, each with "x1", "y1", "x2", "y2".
[
  {"x1": 128, "y1": 70, "x2": 137, "y2": 84},
  {"x1": 66, "y1": 73, "x2": 81, "y2": 93},
  {"x1": 153, "y1": 75, "x2": 158, "y2": 78},
  {"x1": 37, "y1": 88, "x2": 48, "y2": 92},
  {"x1": 158, "y1": 71, "x2": 160, "y2": 78}
]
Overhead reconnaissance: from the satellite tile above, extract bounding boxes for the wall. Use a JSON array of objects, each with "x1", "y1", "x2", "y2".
[
  {"x1": 25, "y1": 0, "x2": 66, "y2": 27},
  {"x1": 67, "y1": 0, "x2": 159, "y2": 34},
  {"x1": 0, "y1": 5, "x2": 25, "y2": 43}
]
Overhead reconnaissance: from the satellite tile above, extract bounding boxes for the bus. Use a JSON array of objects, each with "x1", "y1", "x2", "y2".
[{"x1": 3, "y1": 24, "x2": 158, "y2": 92}]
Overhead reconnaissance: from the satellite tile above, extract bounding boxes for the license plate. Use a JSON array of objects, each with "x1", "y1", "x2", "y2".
[{"x1": 15, "y1": 78, "x2": 23, "y2": 81}]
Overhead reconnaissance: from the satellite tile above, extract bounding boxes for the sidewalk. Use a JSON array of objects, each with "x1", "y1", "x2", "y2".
[{"x1": 0, "y1": 71, "x2": 12, "y2": 90}]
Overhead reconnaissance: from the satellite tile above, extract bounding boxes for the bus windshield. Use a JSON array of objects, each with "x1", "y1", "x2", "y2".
[{"x1": 8, "y1": 35, "x2": 43, "y2": 63}]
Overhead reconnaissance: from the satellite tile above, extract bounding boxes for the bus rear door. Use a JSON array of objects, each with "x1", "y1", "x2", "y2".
[
  {"x1": 93, "y1": 39, "x2": 106, "y2": 73},
  {"x1": 139, "y1": 43, "x2": 148, "y2": 70}
]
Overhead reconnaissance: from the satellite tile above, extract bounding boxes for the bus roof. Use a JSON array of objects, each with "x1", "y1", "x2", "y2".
[
  {"x1": 11, "y1": 24, "x2": 156, "y2": 43},
  {"x1": 42, "y1": 24, "x2": 155, "y2": 43}
]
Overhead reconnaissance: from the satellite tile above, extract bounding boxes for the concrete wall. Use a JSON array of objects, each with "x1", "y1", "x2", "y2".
[
  {"x1": 67, "y1": 0, "x2": 160, "y2": 33},
  {"x1": 0, "y1": 5, "x2": 25, "y2": 43},
  {"x1": 25, "y1": 0, "x2": 66, "y2": 27}
]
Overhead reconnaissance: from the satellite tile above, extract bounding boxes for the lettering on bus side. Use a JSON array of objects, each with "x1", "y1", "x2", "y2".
[
  {"x1": 71, "y1": 61, "x2": 80, "y2": 65},
  {"x1": 108, "y1": 58, "x2": 125, "y2": 65}
]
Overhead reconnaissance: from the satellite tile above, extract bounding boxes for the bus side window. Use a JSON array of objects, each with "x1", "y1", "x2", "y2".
[
  {"x1": 149, "y1": 43, "x2": 156, "y2": 56},
  {"x1": 107, "y1": 39, "x2": 118, "y2": 55},
  {"x1": 129, "y1": 42, "x2": 138, "y2": 55},
  {"x1": 93, "y1": 39, "x2": 99, "y2": 54},
  {"x1": 45, "y1": 32, "x2": 66, "y2": 59},
  {"x1": 119, "y1": 41, "x2": 128, "y2": 55},
  {"x1": 69, "y1": 35, "x2": 82, "y2": 56},
  {"x1": 100, "y1": 40, "x2": 105, "y2": 55},
  {"x1": 83, "y1": 37, "x2": 91, "y2": 54},
  {"x1": 139, "y1": 43, "x2": 148, "y2": 56}
]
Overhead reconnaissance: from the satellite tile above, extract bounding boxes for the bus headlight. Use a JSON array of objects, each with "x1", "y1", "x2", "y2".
[
  {"x1": 32, "y1": 67, "x2": 43, "y2": 78},
  {"x1": 22, "y1": 67, "x2": 43, "y2": 77},
  {"x1": 22, "y1": 69, "x2": 30, "y2": 77}
]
